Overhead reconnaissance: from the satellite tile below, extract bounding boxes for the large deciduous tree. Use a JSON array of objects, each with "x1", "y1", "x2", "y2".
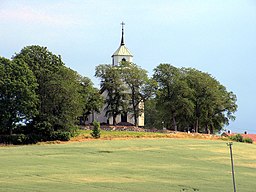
[
  {"x1": 120, "y1": 61, "x2": 156, "y2": 126},
  {"x1": 184, "y1": 68, "x2": 237, "y2": 133},
  {"x1": 95, "y1": 64, "x2": 128, "y2": 125},
  {"x1": 0, "y1": 57, "x2": 38, "y2": 135},
  {"x1": 150, "y1": 64, "x2": 237, "y2": 133},
  {"x1": 79, "y1": 76, "x2": 104, "y2": 124},
  {"x1": 14, "y1": 45, "x2": 82, "y2": 131},
  {"x1": 153, "y1": 64, "x2": 194, "y2": 131}
]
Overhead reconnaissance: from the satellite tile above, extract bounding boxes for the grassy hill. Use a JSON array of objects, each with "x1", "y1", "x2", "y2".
[{"x1": 0, "y1": 137, "x2": 255, "y2": 192}]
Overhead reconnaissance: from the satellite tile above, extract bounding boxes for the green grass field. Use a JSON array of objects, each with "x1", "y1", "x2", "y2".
[{"x1": 0, "y1": 138, "x2": 255, "y2": 192}]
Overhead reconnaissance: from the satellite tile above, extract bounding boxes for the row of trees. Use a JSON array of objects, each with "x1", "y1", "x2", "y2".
[
  {"x1": 145, "y1": 64, "x2": 237, "y2": 133},
  {"x1": 94, "y1": 62, "x2": 237, "y2": 134},
  {"x1": 0, "y1": 46, "x2": 103, "y2": 142},
  {"x1": 0, "y1": 45, "x2": 238, "y2": 143}
]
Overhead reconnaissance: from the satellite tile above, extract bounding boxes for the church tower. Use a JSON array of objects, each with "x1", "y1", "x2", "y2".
[
  {"x1": 86, "y1": 22, "x2": 144, "y2": 127},
  {"x1": 112, "y1": 22, "x2": 133, "y2": 66}
]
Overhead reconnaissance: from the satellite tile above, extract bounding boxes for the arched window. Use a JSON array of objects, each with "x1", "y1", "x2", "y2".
[{"x1": 122, "y1": 58, "x2": 126, "y2": 61}]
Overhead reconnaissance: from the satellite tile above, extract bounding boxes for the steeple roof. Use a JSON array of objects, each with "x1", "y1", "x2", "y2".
[
  {"x1": 112, "y1": 22, "x2": 133, "y2": 57},
  {"x1": 112, "y1": 45, "x2": 133, "y2": 57}
]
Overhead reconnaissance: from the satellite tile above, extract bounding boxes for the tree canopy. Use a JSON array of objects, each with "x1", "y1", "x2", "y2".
[
  {"x1": 0, "y1": 45, "x2": 102, "y2": 144},
  {"x1": 95, "y1": 64, "x2": 129, "y2": 125},
  {"x1": 147, "y1": 63, "x2": 237, "y2": 133},
  {"x1": 95, "y1": 62, "x2": 155, "y2": 126},
  {"x1": 0, "y1": 57, "x2": 38, "y2": 134},
  {"x1": 14, "y1": 45, "x2": 82, "y2": 131},
  {"x1": 79, "y1": 76, "x2": 104, "y2": 124},
  {"x1": 0, "y1": 45, "x2": 238, "y2": 144}
]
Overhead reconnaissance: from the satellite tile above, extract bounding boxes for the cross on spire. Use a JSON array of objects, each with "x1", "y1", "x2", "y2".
[{"x1": 120, "y1": 21, "x2": 125, "y2": 45}]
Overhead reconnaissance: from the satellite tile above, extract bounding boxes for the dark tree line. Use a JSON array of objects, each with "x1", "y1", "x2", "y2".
[
  {"x1": 145, "y1": 64, "x2": 237, "y2": 134},
  {"x1": 0, "y1": 45, "x2": 103, "y2": 144},
  {"x1": 0, "y1": 46, "x2": 238, "y2": 144}
]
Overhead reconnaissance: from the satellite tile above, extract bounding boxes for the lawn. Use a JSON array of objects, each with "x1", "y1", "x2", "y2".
[{"x1": 0, "y1": 138, "x2": 255, "y2": 192}]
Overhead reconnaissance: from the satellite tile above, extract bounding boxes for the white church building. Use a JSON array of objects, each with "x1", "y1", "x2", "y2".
[{"x1": 87, "y1": 22, "x2": 144, "y2": 126}]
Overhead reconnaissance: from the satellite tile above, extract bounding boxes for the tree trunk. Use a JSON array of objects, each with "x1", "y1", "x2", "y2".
[
  {"x1": 134, "y1": 114, "x2": 138, "y2": 127},
  {"x1": 113, "y1": 115, "x2": 116, "y2": 126},
  {"x1": 205, "y1": 124, "x2": 210, "y2": 134},
  {"x1": 210, "y1": 125, "x2": 214, "y2": 134},
  {"x1": 83, "y1": 114, "x2": 86, "y2": 125},
  {"x1": 195, "y1": 118, "x2": 199, "y2": 133},
  {"x1": 172, "y1": 116, "x2": 177, "y2": 132},
  {"x1": 92, "y1": 111, "x2": 95, "y2": 123},
  {"x1": 9, "y1": 128, "x2": 13, "y2": 135}
]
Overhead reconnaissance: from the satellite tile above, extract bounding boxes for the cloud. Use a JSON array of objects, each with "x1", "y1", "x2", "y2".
[{"x1": 0, "y1": 3, "x2": 78, "y2": 28}]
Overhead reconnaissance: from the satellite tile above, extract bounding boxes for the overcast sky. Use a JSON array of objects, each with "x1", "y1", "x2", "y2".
[{"x1": 1, "y1": 0, "x2": 256, "y2": 133}]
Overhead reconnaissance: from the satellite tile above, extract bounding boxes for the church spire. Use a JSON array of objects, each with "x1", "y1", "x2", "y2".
[{"x1": 120, "y1": 21, "x2": 125, "y2": 46}]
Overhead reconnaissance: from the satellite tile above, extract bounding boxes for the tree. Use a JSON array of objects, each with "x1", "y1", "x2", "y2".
[
  {"x1": 120, "y1": 61, "x2": 156, "y2": 126},
  {"x1": 151, "y1": 64, "x2": 237, "y2": 133},
  {"x1": 14, "y1": 45, "x2": 83, "y2": 132},
  {"x1": 79, "y1": 76, "x2": 104, "y2": 124},
  {"x1": 153, "y1": 64, "x2": 194, "y2": 131},
  {"x1": 144, "y1": 98, "x2": 164, "y2": 129},
  {"x1": 95, "y1": 64, "x2": 128, "y2": 125},
  {"x1": 0, "y1": 57, "x2": 38, "y2": 135},
  {"x1": 90, "y1": 121, "x2": 101, "y2": 139},
  {"x1": 184, "y1": 68, "x2": 237, "y2": 133}
]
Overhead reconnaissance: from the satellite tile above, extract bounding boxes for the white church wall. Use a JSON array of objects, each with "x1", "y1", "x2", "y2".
[{"x1": 113, "y1": 55, "x2": 133, "y2": 66}]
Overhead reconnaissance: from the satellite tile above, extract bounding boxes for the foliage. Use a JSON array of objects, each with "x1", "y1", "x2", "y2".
[
  {"x1": 150, "y1": 64, "x2": 237, "y2": 133},
  {"x1": 243, "y1": 137, "x2": 253, "y2": 144},
  {"x1": 50, "y1": 131, "x2": 71, "y2": 141},
  {"x1": 229, "y1": 134, "x2": 253, "y2": 144},
  {"x1": 14, "y1": 45, "x2": 83, "y2": 132},
  {"x1": 90, "y1": 121, "x2": 101, "y2": 138},
  {"x1": 0, "y1": 131, "x2": 71, "y2": 145},
  {"x1": 78, "y1": 76, "x2": 104, "y2": 124},
  {"x1": 95, "y1": 64, "x2": 129, "y2": 125},
  {"x1": 144, "y1": 99, "x2": 164, "y2": 129},
  {"x1": 119, "y1": 61, "x2": 156, "y2": 126},
  {"x1": 0, "y1": 134, "x2": 27, "y2": 145},
  {"x1": 95, "y1": 62, "x2": 156, "y2": 126},
  {"x1": 153, "y1": 64, "x2": 194, "y2": 131},
  {"x1": 229, "y1": 134, "x2": 243, "y2": 142},
  {"x1": 0, "y1": 57, "x2": 38, "y2": 135},
  {"x1": 0, "y1": 45, "x2": 101, "y2": 143},
  {"x1": 184, "y1": 68, "x2": 237, "y2": 133}
]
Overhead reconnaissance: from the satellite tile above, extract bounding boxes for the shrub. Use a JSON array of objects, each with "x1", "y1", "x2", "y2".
[
  {"x1": 50, "y1": 131, "x2": 71, "y2": 141},
  {"x1": 26, "y1": 134, "x2": 42, "y2": 144},
  {"x1": 91, "y1": 121, "x2": 101, "y2": 139},
  {"x1": 34, "y1": 121, "x2": 54, "y2": 135},
  {"x1": 0, "y1": 134, "x2": 28, "y2": 145},
  {"x1": 243, "y1": 137, "x2": 253, "y2": 144},
  {"x1": 229, "y1": 134, "x2": 243, "y2": 142},
  {"x1": 69, "y1": 125, "x2": 79, "y2": 137}
]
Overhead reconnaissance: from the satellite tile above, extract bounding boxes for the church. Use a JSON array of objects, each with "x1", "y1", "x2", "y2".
[{"x1": 87, "y1": 22, "x2": 144, "y2": 127}]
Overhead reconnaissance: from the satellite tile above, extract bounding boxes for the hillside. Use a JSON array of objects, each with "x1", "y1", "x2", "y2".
[{"x1": 0, "y1": 138, "x2": 255, "y2": 192}]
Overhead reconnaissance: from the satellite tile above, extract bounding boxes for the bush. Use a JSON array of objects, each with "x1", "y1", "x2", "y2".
[
  {"x1": 34, "y1": 121, "x2": 54, "y2": 135},
  {"x1": 0, "y1": 131, "x2": 71, "y2": 145},
  {"x1": 0, "y1": 134, "x2": 28, "y2": 145},
  {"x1": 50, "y1": 131, "x2": 71, "y2": 141},
  {"x1": 91, "y1": 121, "x2": 101, "y2": 139},
  {"x1": 229, "y1": 134, "x2": 243, "y2": 142},
  {"x1": 243, "y1": 137, "x2": 253, "y2": 144},
  {"x1": 69, "y1": 125, "x2": 79, "y2": 137},
  {"x1": 229, "y1": 134, "x2": 253, "y2": 144}
]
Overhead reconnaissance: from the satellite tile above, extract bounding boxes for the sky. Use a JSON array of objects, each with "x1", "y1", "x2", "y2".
[{"x1": 1, "y1": 0, "x2": 256, "y2": 133}]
